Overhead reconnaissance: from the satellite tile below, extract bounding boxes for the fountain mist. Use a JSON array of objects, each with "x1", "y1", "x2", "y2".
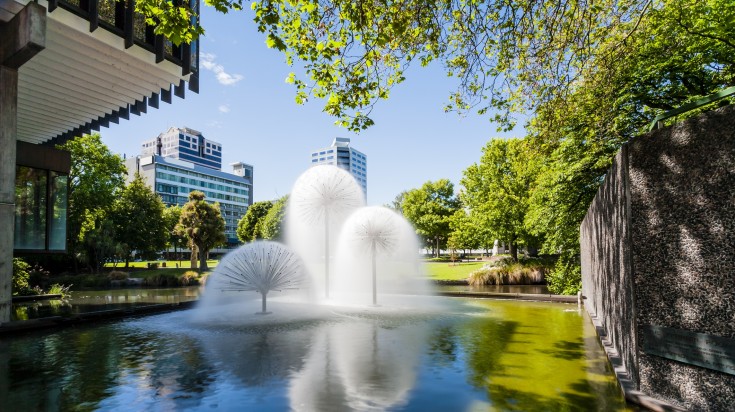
[
  {"x1": 334, "y1": 206, "x2": 432, "y2": 306},
  {"x1": 287, "y1": 165, "x2": 365, "y2": 300}
]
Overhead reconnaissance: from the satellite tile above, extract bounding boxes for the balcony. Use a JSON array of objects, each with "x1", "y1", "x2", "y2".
[{"x1": 0, "y1": 0, "x2": 199, "y2": 145}]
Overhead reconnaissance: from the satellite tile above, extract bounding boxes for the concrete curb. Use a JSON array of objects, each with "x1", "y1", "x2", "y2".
[
  {"x1": 0, "y1": 300, "x2": 198, "y2": 335},
  {"x1": 436, "y1": 291, "x2": 578, "y2": 303},
  {"x1": 585, "y1": 305, "x2": 687, "y2": 412}
]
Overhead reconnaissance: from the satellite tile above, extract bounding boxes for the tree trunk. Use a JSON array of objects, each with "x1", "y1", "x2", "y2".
[
  {"x1": 435, "y1": 237, "x2": 440, "y2": 258},
  {"x1": 199, "y1": 248, "x2": 207, "y2": 272},
  {"x1": 510, "y1": 235, "x2": 518, "y2": 262},
  {"x1": 190, "y1": 244, "x2": 198, "y2": 270}
]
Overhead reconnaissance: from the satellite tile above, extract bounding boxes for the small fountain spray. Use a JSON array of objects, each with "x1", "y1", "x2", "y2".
[
  {"x1": 341, "y1": 207, "x2": 400, "y2": 305},
  {"x1": 209, "y1": 241, "x2": 305, "y2": 314},
  {"x1": 289, "y1": 165, "x2": 364, "y2": 299}
]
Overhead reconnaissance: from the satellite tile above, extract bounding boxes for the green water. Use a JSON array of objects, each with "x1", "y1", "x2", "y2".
[
  {"x1": 0, "y1": 297, "x2": 631, "y2": 411},
  {"x1": 449, "y1": 299, "x2": 629, "y2": 410}
]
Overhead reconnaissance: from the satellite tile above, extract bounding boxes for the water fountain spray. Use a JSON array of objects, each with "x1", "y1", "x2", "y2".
[
  {"x1": 342, "y1": 207, "x2": 399, "y2": 305},
  {"x1": 209, "y1": 241, "x2": 305, "y2": 314},
  {"x1": 289, "y1": 165, "x2": 364, "y2": 299}
]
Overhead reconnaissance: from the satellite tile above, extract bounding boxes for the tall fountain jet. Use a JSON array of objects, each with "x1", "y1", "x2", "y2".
[
  {"x1": 288, "y1": 165, "x2": 365, "y2": 299},
  {"x1": 208, "y1": 241, "x2": 305, "y2": 314},
  {"x1": 335, "y1": 206, "x2": 428, "y2": 306}
]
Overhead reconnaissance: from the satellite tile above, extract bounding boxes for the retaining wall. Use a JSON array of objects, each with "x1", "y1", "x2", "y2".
[{"x1": 581, "y1": 104, "x2": 735, "y2": 411}]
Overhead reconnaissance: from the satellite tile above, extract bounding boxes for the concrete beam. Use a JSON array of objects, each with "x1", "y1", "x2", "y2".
[{"x1": 0, "y1": 2, "x2": 46, "y2": 69}]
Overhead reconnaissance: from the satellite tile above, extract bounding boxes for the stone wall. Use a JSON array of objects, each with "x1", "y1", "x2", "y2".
[{"x1": 581, "y1": 104, "x2": 735, "y2": 411}]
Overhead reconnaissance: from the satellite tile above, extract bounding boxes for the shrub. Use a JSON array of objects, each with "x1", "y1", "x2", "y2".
[
  {"x1": 546, "y1": 252, "x2": 582, "y2": 295},
  {"x1": 48, "y1": 283, "x2": 72, "y2": 298},
  {"x1": 108, "y1": 271, "x2": 130, "y2": 281},
  {"x1": 143, "y1": 273, "x2": 180, "y2": 287},
  {"x1": 467, "y1": 257, "x2": 551, "y2": 286},
  {"x1": 12, "y1": 258, "x2": 32, "y2": 296},
  {"x1": 179, "y1": 271, "x2": 200, "y2": 286}
]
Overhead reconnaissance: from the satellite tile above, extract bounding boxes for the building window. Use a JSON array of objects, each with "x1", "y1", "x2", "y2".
[{"x1": 14, "y1": 167, "x2": 68, "y2": 251}]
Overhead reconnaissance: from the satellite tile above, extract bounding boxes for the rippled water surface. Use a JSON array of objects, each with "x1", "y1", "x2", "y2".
[{"x1": 1, "y1": 297, "x2": 631, "y2": 411}]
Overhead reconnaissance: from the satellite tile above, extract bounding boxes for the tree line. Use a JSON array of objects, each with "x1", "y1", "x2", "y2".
[{"x1": 59, "y1": 134, "x2": 225, "y2": 272}]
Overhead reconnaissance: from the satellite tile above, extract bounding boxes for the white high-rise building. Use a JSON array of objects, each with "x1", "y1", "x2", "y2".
[{"x1": 310, "y1": 137, "x2": 367, "y2": 196}]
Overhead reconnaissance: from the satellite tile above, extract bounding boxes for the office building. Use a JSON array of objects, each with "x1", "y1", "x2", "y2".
[
  {"x1": 310, "y1": 137, "x2": 367, "y2": 195},
  {"x1": 127, "y1": 155, "x2": 253, "y2": 247},
  {"x1": 141, "y1": 127, "x2": 222, "y2": 170}
]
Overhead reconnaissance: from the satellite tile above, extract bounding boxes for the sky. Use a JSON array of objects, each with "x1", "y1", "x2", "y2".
[{"x1": 100, "y1": 7, "x2": 522, "y2": 206}]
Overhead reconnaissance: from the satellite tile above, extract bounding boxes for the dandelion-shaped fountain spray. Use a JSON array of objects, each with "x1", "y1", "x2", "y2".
[
  {"x1": 209, "y1": 241, "x2": 305, "y2": 314},
  {"x1": 288, "y1": 165, "x2": 364, "y2": 299},
  {"x1": 341, "y1": 207, "x2": 400, "y2": 305}
]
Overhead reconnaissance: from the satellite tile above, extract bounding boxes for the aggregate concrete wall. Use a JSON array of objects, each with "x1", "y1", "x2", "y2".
[
  {"x1": 580, "y1": 146, "x2": 638, "y2": 385},
  {"x1": 581, "y1": 104, "x2": 735, "y2": 411}
]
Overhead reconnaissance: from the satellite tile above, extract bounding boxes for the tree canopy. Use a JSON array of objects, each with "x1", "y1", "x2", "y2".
[
  {"x1": 178, "y1": 191, "x2": 226, "y2": 271},
  {"x1": 58, "y1": 133, "x2": 127, "y2": 270},
  {"x1": 111, "y1": 173, "x2": 168, "y2": 265},
  {"x1": 461, "y1": 138, "x2": 539, "y2": 261},
  {"x1": 260, "y1": 195, "x2": 289, "y2": 241},
  {"x1": 401, "y1": 179, "x2": 459, "y2": 257},
  {"x1": 236, "y1": 200, "x2": 274, "y2": 243}
]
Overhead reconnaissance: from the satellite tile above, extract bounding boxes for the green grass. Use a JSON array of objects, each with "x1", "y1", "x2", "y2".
[
  {"x1": 105, "y1": 260, "x2": 218, "y2": 269},
  {"x1": 424, "y1": 261, "x2": 485, "y2": 280}
]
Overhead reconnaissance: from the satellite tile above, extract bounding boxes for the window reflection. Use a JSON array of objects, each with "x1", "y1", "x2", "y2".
[
  {"x1": 14, "y1": 166, "x2": 68, "y2": 251},
  {"x1": 50, "y1": 173, "x2": 68, "y2": 250},
  {"x1": 14, "y1": 166, "x2": 47, "y2": 250}
]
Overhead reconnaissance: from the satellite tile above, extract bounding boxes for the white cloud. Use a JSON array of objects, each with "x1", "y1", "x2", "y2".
[
  {"x1": 201, "y1": 53, "x2": 243, "y2": 86},
  {"x1": 218, "y1": 104, "x2": 231, "y2": 113}
]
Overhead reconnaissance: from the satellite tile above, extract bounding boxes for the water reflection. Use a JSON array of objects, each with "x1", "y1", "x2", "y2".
[{"x1": 0, "y1": 299, "x2": 630, "y2": 411}]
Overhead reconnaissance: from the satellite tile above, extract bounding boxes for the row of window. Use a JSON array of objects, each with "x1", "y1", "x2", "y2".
[
  {"x1": 157, "y1": 164, "x2": 248, "y2": 189},
  {"x1": 156, "y1": 173, "x2": 249, "y2": 203}
]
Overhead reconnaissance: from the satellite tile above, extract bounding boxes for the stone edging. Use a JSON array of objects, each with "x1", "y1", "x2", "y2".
[
  {"x1": 437, "y1": 291, "x2": 578, "y2": 303},
  {"x1": 584, "y1": 303, "x2": 687, "y2": 412}
]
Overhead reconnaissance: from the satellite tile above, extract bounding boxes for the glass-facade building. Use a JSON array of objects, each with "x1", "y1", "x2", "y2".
[
  {"x1": 311, "y1": 137, "x2": 367, "y2": 196},
  {"x1": 141, "y1": 127, "x2": 222, "y2": 170},
  {"x1": 127, "y1": 155, "x2": 253, "y2": 246}
]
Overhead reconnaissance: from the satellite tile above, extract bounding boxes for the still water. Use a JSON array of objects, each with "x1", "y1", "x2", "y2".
[{"x1": 1, "y1": 298, "x2": 630, "y2": 411}]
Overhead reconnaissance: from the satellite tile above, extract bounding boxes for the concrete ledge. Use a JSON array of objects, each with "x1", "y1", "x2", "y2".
[
  {"x1": 586, "y1": 306, "x2": 686, "y2": 412},
  {"x1": 0, "y1": 300, "x2": 197, "y2": 335},
  {"x1": 437, "y1": 291, "x2": 578, "y2": 303},
  {"x1": 12, "y1": 294, "x2": 62, "y2": 302}
]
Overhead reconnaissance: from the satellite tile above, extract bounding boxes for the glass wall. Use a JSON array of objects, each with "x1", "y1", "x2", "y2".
[{"x1": 14, "y1": 166, "x2": 68, "y2": 251}]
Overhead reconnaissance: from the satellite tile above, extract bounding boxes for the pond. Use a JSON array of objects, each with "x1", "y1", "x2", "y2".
[{"x1": 1, "y1": 297, "x2": 631, "y2": 411}]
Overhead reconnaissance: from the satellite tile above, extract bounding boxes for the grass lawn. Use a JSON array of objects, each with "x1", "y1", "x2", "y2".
[
  {"x1": 105, "y1": 260, "x2": 219, "y2": 269},
  {"x1": 126, "y1": 268, "x2": 211, "y2": 279},
  {"x1": 423, "y1": 261, "x2": 485, "y2": 280}
]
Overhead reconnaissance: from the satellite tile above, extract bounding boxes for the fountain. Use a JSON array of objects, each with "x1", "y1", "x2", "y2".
[
  {"x1": 287, "y1": 165, "x2": 365, "y2": 299},
  {"x1": 206, "y1": 241, "x2": 306, "y2": 314}
]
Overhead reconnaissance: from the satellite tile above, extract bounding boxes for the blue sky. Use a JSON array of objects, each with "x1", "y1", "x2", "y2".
[{"x1": 100, "y1": 7, "x2": 521, "y2": 206}]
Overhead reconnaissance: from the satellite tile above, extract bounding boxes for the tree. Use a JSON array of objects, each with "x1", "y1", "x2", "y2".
[
  {"x1": 178, "y1": 191, "x2": 226, "y2": 271},
  {"x1": 138, "y1": 0, "x2": 656, "y2": 132},
  {"x1": 163, "y1": 205, "x2": 187, "y2": 262},
  {"x1": 448, "y1": 208, "x2": 480, "y2": 262},
  {"x1": 461, "y1": 138, "x2": 539, "y2": 261},
  {"x1": 260, "y1": 195, "x2": 289, "y2": 241},
  {"x1": 111, "y1": 173, "x2": 168, "y2": 267},
  {"x1": 385, "y1": 191, "x2": 408, "y2": 215},
  {"x1": 401, "y1": 179, "x2": 459, "y2": 257},
  {"x1": 58, "y1": 133, "x2": 127, "y2": 271},
  {"x1": 236, "y1": 200, "x2": 274, "y2": 243}
]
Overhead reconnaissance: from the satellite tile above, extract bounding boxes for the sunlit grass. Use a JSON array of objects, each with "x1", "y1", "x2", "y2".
[{"x1": 424, "y1": 262, "x2": 484, "y2": 280}]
